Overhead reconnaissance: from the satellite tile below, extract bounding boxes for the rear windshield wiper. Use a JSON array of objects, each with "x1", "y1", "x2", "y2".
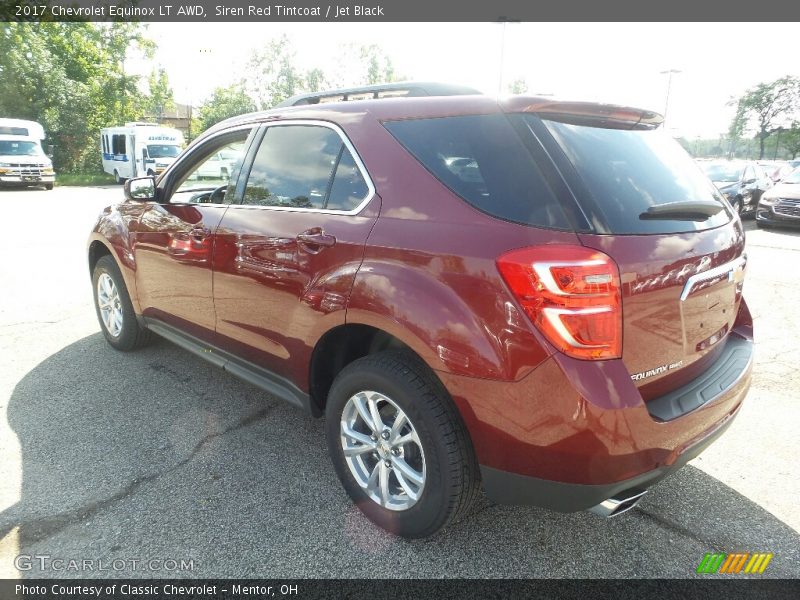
[{"x1": 640, "y1": 201, "x2": 724, "y2": 221}]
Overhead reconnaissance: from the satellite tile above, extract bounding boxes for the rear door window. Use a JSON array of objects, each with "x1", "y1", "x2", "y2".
[
  {"x1": 536, "y1": 118, "x2": 731, "y2": 234},
  {"x1": 384, "y1": 114, "x2": 571, "y2": 229},
  {"x1": 242, "y1": 124, "x2": 370, "y2": 211}
]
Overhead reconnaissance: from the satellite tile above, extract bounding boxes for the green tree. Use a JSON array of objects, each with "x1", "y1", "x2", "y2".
[
  {"x1": 508, "y1": 78, "x2": 528, "y2": 94},
  {"x1": 196, "y1": 84, "x2": 257, "y2": 133},
  {"x1": 0, "y1": 22, "x2": 152, "y2": 172},
  {"x1": 783, "y1": 123, "x2": 800, "y2": 159},
  {"x1": 727, "y1": 76, "x2": 800, "y2": 159},
  {"x1": 304, "y1": 68, "x2": 328, "y2": 93},
  {"x1": 361, "y1": 44, "x2": 395, "y2": 85},
  {"x1": 143, "y1": 67, "x2": 175, "y2": 122},
  {"x1": 247, "y1": 35, "x2": 302, "y2": 109},
  {"x1": 244, "y1": 38, "x2": 402, "y2": 108},
  {"x1": 327, "y1": 43, "x2": 399, "y2": 88}
]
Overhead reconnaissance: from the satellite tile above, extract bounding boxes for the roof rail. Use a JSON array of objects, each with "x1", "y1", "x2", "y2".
[{"x1": 275, "y1": 81, "x2": 481, "y2": 108}]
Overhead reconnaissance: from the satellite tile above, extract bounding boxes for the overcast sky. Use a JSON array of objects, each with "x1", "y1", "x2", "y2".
[{"x1": 133, "y1": 22, "x2": 799, "y2": 139}]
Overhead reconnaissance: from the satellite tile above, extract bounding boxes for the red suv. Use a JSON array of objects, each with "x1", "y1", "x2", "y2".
[{"x1": 88, "y1": 84, "x2": 753, "y2": 538}]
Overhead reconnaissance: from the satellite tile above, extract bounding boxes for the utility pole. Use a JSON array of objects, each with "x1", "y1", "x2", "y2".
[
  {"x1": 496, "y1": 19, "x2": 519, "y2": 95},
  {"x1": 660, "y1": 69, "x2": 682, "y2": 127}
]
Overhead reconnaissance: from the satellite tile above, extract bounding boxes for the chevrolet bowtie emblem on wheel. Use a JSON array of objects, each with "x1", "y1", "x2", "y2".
[{"x1": 696, "y1": 552, "x2": 774, "y2": 574}]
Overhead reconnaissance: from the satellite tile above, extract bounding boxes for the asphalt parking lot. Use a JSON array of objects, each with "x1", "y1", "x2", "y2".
[{"x1": 0, "y1": 185, "x2": 798, "y2": 579}]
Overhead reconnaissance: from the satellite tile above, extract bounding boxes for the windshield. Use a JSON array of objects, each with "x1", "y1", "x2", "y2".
[
  {"x1": 783, "y1": 168, "x2": 800, "y2": 184},
  {"x1": 0, "y1": 140, "x2": 42, "y2": 156},
  {"x1": 700, "y1": 162, "x2": 744, "y2": 182},
  {"x1": 147, "y1": 144, "x2": 181, "y2": 158}
]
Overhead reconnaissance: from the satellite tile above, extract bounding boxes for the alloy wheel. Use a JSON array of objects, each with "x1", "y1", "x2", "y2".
[
  {"x1": 97, "y1": 273, "x2": 124, "y2": 337},
  {"x1": 340, "y1": 390, "x2": 426, "y2": 511}
]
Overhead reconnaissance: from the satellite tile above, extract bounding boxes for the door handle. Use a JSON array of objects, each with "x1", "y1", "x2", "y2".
[{"x1": 297, "y1": 229, "x2": 336, "y2": 249}]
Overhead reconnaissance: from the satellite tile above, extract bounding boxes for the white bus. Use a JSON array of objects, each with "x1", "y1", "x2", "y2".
[
  {"x1": 100, "y1": 123, "x2": 184, "y2": 183},
  {"x1": 0, "y1": 118, "x2": 55, "y2": 190}
]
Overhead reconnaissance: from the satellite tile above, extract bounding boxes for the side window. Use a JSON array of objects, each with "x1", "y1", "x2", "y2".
[
  {"x1": 242, "y1": 124, "x2": 370, "y2": 211},
  {"x1": 168, "y1": 130, "x2": 251, "y2": 204},
  {"x1": 112, "y1": 134, "x2": 126, "y2": 155},
  {"x1": 385, "y1": 114, "x2": 570, "y2": 229},
  {"x1": 327, "y1": 149, "x2": 370, "y2": 211}
]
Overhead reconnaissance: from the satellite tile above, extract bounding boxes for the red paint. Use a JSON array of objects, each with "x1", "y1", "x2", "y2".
[{"x1": 88, "y1": 94, "x2": 753, "y2": 491}]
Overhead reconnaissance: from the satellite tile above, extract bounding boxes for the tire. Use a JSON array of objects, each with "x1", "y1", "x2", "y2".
[
  {"x1": 44, "y1": 183, "x2": 53, "y2": 190},
  {"x1": 113, "y1": 169, "x2": 123, "y2": 185},
  {"x1": 325, "y1": 350, "x2": 480, "y2": 538},
  {"x1": 92, "y1": 255, "x2": 152, "y2": 351}
]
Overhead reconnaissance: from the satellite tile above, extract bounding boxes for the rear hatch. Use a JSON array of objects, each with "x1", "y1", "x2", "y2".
[{"x1": 509, "y1": 102, "x2": 746, "y2": 397}]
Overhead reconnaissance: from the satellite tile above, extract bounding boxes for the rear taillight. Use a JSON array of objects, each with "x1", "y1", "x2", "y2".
[{"x1": 496, "y1": 245, "x2": 622, "y2": 360}]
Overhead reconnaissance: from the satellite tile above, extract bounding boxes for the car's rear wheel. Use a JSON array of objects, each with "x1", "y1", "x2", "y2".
[
  {"x1": 92, "y1": 255, "x2": 152, "y2": 351},
  {"x1": 325, "y1": 350, "x2": 480, "y2": 538}
]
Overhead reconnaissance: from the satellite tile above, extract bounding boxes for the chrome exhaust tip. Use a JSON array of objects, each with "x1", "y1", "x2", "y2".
[{"x1": 589, "y1": 489, "x2": 648, "y2": 518}]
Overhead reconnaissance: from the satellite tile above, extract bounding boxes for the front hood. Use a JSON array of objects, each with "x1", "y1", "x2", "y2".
[
  {"x1": 764, "y1": 182, "x2": 800, "y2": 201},
  {"x1": 0, "y1": 155, "x2": 48, "y2": 165}
]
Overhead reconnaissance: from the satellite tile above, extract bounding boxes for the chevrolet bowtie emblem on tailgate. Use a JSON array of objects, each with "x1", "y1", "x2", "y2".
[{"x1": 680, "y1": 255, "x2": 747, "y2": 302}]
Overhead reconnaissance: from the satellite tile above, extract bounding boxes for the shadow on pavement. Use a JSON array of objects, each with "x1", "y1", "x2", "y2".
[{"x1": 2, "y1": 333, "x2": 799, "y2": 578}]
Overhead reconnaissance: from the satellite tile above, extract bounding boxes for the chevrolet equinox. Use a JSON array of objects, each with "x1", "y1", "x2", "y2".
[{"x1": 88, "y1": 84, "x2": 754, "y2": 538}]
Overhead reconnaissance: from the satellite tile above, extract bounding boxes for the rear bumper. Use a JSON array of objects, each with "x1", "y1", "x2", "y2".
[
  {"x1": 480, "y1": 404, "x2": 738, "y2": 511},
  {"x1": 440, "y1": 325, "x2": 753, "y2": 510}
]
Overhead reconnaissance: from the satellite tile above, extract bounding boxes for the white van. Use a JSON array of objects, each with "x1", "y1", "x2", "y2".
[
  {"x1": 0, "y1": 118, "x2": 55, "y2": 190},
  {"x1": 100, "y1": 123, "x2": 184, "y2": 183}
]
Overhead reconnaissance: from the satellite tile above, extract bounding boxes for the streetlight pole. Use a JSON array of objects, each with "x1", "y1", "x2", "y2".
[
  {"x1": 498, "y1": 22, "x2": 506, "y2": 95},
  {"x1": 660, "y1": 69, "x2": 682, "y2": 127},
  {"x1": 495, "y1": 19, "x2": 519, "y2": 95}
]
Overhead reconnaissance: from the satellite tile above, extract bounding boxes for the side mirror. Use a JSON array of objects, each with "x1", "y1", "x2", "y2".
[
  {"x1": 124, "y1": 176, "x2": 156, "y2": 202},
  {"x1": 46, "y1": 145, "x2": 54, "y2": 158}
]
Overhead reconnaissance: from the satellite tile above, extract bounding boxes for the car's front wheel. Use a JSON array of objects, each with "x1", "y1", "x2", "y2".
[
  {"x1": 325, "y1": 351, "x2": 480, "y2": 538},
  {"x1": 92, "y1": 255, "x2": 152, "y2": 351}
]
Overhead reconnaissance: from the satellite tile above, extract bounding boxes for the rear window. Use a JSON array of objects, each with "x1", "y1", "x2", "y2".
[
  {"x1": 384, "y1": 114, "x2": 570, "y2": 229},
  {"x1": 538, "y1": 118, "x2": 731, "y2": 234}
]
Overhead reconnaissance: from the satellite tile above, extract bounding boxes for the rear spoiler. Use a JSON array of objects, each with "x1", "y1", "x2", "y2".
[{"x1": 501, "y1": 97, "x2": 664, "y2": 130}]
